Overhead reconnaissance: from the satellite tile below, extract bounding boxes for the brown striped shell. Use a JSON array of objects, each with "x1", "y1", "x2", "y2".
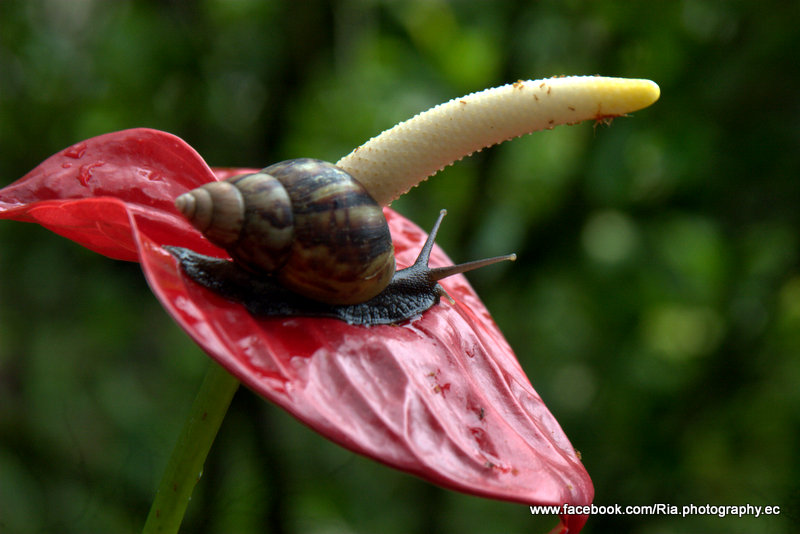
[{"x1": 175, "y1": 158, "x2": 395, "y2": 305}]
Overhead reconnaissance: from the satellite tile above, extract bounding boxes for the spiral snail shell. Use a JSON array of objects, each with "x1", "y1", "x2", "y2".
[
  {"x1": 170, "y1": 158, "x2": 514, "y2": 325},
  {"x1": 175, "y1": 158, "x2": 395, "y2": 306}
]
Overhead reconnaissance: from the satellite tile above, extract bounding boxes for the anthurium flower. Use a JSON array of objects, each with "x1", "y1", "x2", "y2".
[{"x1": 0, "y1": 76, "x2": 660, "y2": 533}]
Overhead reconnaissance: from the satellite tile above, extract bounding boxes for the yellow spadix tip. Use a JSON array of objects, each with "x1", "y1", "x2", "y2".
[{"x1": 608, "y1": 77, "x2": 660, "y2": 113}]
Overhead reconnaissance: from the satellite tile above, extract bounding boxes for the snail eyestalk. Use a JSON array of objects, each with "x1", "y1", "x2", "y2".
[
  {"x1": 430, "y1": 254, "x2": 517, "y2": 282},
  {"x1": 409, "y1": 209, "x2": 516, "y2": 282}
]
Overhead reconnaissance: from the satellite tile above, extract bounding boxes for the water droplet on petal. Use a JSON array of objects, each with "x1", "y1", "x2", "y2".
[
  {"x1": 64, "y1": 142, "x2": 88, "y2": 159},
  {"x1": 77, "y1": 161, "x2": 105, "y2": 186}
]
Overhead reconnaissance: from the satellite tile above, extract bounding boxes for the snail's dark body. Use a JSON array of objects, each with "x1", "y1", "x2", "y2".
[
  {"x1": 167, "y1": 213, "x2": 449, "y2": 325},
  {"x1": 172, "y1": 159, "x2": 513, "y2": 326}
]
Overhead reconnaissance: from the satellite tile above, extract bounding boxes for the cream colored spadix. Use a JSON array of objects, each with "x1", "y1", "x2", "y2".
[{"x1": 337, "y1": 76, "x2": 660, "y2": 206}]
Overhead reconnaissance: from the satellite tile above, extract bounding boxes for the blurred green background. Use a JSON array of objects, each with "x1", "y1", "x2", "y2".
[{"x1": 1, "y1": 1, "x2": 799, "y2": 533}]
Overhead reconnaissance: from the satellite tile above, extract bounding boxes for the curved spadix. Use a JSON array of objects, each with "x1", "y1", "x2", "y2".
[{"x1": 337, "y1": 76, "x2": 660, "y2": 206}]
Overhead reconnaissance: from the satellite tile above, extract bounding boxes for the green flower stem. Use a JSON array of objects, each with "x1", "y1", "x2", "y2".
[{"x1": 142, "y1": 360, "x2": 240, "y2": 534}]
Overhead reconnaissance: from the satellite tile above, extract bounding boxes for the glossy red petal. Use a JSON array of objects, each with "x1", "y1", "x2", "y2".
[
  {"x1": 139, "y1": 207, "x2": 593, "y2": 531},
  {"x1": 0, "y1": 128, "x2": 221, "y2": 259},
  {"x1": 0, "y1": 136, "x2": 593, "y2": 532}
]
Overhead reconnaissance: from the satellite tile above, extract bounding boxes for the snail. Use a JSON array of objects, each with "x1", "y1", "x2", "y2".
[{"x1": 167, "y1": 158, "x2": 515, "y2": 325}]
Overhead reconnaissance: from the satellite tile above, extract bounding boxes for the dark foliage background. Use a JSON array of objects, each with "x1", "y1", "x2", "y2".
[{"x1": 1, "y1": 1, "x2": 798, "y2": 533}]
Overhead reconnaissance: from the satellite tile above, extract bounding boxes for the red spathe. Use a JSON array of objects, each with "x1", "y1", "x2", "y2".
[{"x1": 0, "y1": 128, "x2": 592, "y2": 532}]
